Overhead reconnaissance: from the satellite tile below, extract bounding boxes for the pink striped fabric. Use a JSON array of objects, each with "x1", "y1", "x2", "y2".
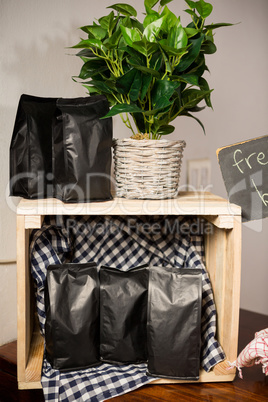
[{"x1": 229, "y1": 328, "x2": 268, "y2": 379}]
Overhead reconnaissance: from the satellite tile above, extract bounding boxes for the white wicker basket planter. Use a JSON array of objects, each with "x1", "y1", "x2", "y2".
[{"x1": 113, "y1": 138, "x2": 186, "y2": 199}]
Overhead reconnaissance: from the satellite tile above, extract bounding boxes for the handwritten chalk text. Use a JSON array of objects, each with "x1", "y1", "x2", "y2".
[{"x1": 233, "y1": 149, "x2": 268, "y2": 174}]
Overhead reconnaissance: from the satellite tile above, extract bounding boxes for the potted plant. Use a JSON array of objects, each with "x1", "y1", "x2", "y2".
[{"x1": 72, "y1": 0, "x2": 232, "y2": 199}]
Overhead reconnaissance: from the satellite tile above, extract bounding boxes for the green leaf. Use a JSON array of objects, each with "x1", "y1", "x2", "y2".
[
  {"x1": 130, "y1": 41, "x2": 146, "y2": 56},
  {"x1": 196, "y1": 0, "x2": 213, "y2": 19},
  {"x1": 156, "y1": 124, "x2": 175, "y2": 135},
  {"x1": 107, "y1": 3, "x2": 137, "y2": 17},
  {"x1": 143, "y1": 12, "x2": 159, "y2": 29},
  {"x1": 80, "y1": 25, "x2": 107, "y2": 40},
  {"x1": 104, "y1": 27, "x2": 122, "y2": 49},
  {"x1": 98, "y1": 11, "x2": 115, "y2": 30},
  {"x1": 125, "y1": 46, "x2": 146, "y2": 64},
  {"x1": 132, "y1": 40, "x2": 158, "y2": 57},
  {"x1": 184, "y1": 27, "x2": 199, "y2": 38},
  {"x1": 160, "y1": 0, "x2": 173, "y2": 6},
  {"x1": 185, "y1": 0, "x2": 197, "y2": 9},
  {"x1": 144, "y1": 0, "x2": 160, "y2": 12},
  {"x1": 144, "y1": 103, "x2": 173, "y2": 116},
  {"x1": 116, "y1": 68, "x2": 137, "y2": 94},
  {"x1": 102, "y1": 103, "x2": 143, "y2": 118},
  {"x1": 80, "y1": 25, "x2": 93, "y2": 35},
  {"x1": 104, "y1": 94, "x2": 118, "y2": 107},
  {"x1": 121, "y1": 15, "x2": 132, "y2": 28},
  {"x1": 187, "y1": 105, "x2": 206, "y2": 112},
  {"x1": 161, "y1": 6, "x2": 178, "y2": 32},
  {"x1": 184, "y1": 9, "x2": 198, "y2": 19},
  {"x1": 140, "y1": 74, "x2": 152, "y2": 100},
  {"x1": 83, "y1": 85, "x2": 100, "y2": 94},
  {"x1": 182, "y1": 88, "x2": 212, "y2": 108},
  {"x1": 177, "y1": 35, "x2": 204, "y2": 72},
  {"x1": 170, "y1": 93, "x2": 181, "y2": 115},
  {"x1": 132, "y1": 112, "x2": 146, "y2": 133},
  {"x1": 78, "y1": 59, "x2": 108, "y2": 79},
  {"x1": 159, "y1": 44, "x2": 172, "y2": 73},
  {"x1": 178, "y1": 73, "x2": 199, "y2": 85},
  {"x1": 86, "y1": 72, "x2": 105, "y2": 82},
  {"x1": 185, "y1": 53, "x2": 206, "y2": 76},
  {"x1": 198, "y1": 77, "x2": 212, "y2": 107},
  {"x1": 110, "y1": 15, "x2": 120, "y2": 32},
  {"x1": 72, "y1": 38, "x2": 105, "y2": 52},
  {"x1": 180, "y1": 111, "x2": 206, "y2": 134},
  {"x1": 120, "y1": 26, "x2": 141, "y2": 46},
  {"x1": 150, "y1": 53, "x2": 162, "y2": 71},
  {"x1": 175, "y1": 81, "x2": 187, "y2": 96},
  {"x1": 128, "y1": 63, "x2": 161, "y2": 78},
  {"x1": 130, "y1": 18, "x2": 144, "y2": 32},
  {"x1": 82, "y1": 87, "x2": 118, "y2": 107},
  {"x1": 75, "y1": 49, "x2": 95, "y2": 58},
  {"x1": 205, "y1": 22, "x2": 235, "y2": 30},
  {"x1": 127, "y1": 54, "x2": 142, "y2": 66},
  {"x1": 117, "y1": 36, "x2": 128, "y2": 59},
  {"x1": 167, "y1": 24, "x2": 188, "y2": 49},
  {"x1": 201, "y1": 40, "x2": 217, "y2": 54},
  {"x1": 159, "y1": 42, "x2": 188, "y2": 57},
  {"x1": 130, "y1": 70, "x2": 142, "y2": 101},
  {"x1": 152, "y1": 79, "x2": 180, "y2": 109},
  {"x1": 86, "y1": 80, "x2": 114, "y2": 94},
  {"x1": 143, "y1": 17, "x2": 165, "y2": 42}
]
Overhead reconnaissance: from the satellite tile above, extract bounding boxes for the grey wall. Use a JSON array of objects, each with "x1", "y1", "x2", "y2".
[{"x1": 0, "y1": 0, "x2": 267, "y2": 345}]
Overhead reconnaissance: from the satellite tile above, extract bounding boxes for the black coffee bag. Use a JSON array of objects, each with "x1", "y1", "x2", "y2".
[
  {"x1": 45, "y1": 263, "x2": 100, "y2": 372},
  {"x1": 147, "y1": 266, "x2": 202, "y2": 380},
  {"x1": 100, "y1": 265, "x2": 149, "y2": 364}
]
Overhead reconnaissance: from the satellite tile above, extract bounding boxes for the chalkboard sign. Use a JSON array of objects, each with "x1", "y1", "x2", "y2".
[{"x1": 217, "y1": 135, "x2": 268, "y2": 221}]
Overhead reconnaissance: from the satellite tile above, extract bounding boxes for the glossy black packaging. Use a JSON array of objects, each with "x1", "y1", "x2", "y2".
[
  {"x1": 10, "y1": 94, "x2": 112, "y2": 202},
  {"x1": 147, "y1": 266, "x2": 202, "y2": 380},
  {"x1": 9, "y1": 94, "x2": 57, "y2": 199},
  {"x1": 53, "y1": 96, "x2": 112, "y2": 202},
  {"x1": 45, "y1": 263, "x2": 100, "y2": 372},
  {"x1": 100, "y1": 265, "x2": 149, "y2": 364}
]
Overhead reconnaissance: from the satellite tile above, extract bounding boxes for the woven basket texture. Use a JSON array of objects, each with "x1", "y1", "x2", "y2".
[{"x1": 113, "y1": 138, "x2": 186, "y2": 199}]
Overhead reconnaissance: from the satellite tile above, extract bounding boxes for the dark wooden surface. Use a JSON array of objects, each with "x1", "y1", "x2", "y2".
[{"x1": 0, "y1": 309, "x2": 267, "y2": 401}]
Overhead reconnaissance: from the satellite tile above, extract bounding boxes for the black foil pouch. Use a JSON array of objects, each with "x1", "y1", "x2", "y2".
[
  {"x1": 100, "y1": 265, "x2": 149, "y2": 364},
  {"x1": 45, "y1": 262, "x2": 100, "y2": 372},
  {"x1": 147, "y1": 266, "x2": 202, "y2": 380},
  {"x1": 10, "y1": 94, "x2": 113, "y2": 202},
  {"x1": 9, "y1": 94, "x2": 57, "y2": 198},
  {"x1": 53, "y1": 95, "x2": 113, "y2": 202}
]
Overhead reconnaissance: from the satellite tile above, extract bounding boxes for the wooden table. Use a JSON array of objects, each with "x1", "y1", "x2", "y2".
[
  {"x1": 0, "y1": 309, "x2": 267, "y2": 401},
  {"x1": 113, "y1": 309, "x2": 268, "y2": 402}
]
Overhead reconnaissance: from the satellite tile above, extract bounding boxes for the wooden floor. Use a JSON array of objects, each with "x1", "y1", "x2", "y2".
[{"x1": 0, "y1": 309, "x2": 267, "y2": 401}]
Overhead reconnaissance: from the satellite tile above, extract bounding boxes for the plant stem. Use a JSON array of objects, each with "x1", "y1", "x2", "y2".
[
  {"x1": 171, "y1": 106, "x2": 184, "y2": 121},
  {"x1": 125, "y1": 114, "x2": 136, "y2": 135},
  {"x1": 145, "y1": 56, "x2": 153, "y2": 135},
  {"x1": 120, "y1": 113, "x2": 136, "y2": 135},
  {"x1": 113, "y1": 93, "x2": 123, "y2": 104}
]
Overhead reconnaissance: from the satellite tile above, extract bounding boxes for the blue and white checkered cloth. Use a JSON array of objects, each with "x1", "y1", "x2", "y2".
[{"x1": 30, "y1": 215, "x2": 225, "y2": 401}]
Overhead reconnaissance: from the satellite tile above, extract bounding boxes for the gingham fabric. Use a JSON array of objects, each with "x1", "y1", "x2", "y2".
[
  {"x1": 30, "y1": 215, "x2": 225, "y2": 401},
  {"x1": 228, "y1": 328, "x2": 268, "y2": 379}
]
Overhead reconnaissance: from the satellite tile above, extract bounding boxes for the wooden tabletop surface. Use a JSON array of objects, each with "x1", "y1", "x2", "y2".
[
  {"x1": 0, "y1": 309, "x2": 267, "y2": 402},
  {"x1": 113, "y1": 309, "x2": 268, "y2": 402},
  {"x1": 113, "y1": 310, "x2": 268, "y2": 402}
]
